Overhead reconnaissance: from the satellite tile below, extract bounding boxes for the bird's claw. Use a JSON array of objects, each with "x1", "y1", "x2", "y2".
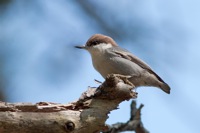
[{"x1": 112, "y1": 74, "x2": 135, "y2": 87}]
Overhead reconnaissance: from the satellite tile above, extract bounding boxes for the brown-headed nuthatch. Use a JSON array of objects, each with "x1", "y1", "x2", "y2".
[{"x1": 75, "y1": 34, "x2": 170, "y2": 94}]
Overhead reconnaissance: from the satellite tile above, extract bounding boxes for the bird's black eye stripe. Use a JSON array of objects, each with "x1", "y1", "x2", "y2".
[
  {"x1": 88, "y1": 40, "x2": 101, "y2": 46},
  {"x1": 92, "y1": 40, "x2": 99, "y2": 45},
  {"x1": 87, "y1": 40, "x2": 105, "y2": 47}
]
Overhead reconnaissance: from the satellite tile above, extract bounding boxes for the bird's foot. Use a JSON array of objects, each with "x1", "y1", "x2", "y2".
[
  {"x1": 94, "y1": 79, "x2": 102, "y2": 84},
  {"x1": 112, "y1": 74, "x2": 135, "y2": 88}
]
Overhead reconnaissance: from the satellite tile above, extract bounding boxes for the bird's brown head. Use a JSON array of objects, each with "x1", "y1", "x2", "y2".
[
  {"x1": 75, "y1": 34, "x2": 118, "y2": 50},
  {"x1": 86, "y1": 34, "x2": 118, "y2": 48}
]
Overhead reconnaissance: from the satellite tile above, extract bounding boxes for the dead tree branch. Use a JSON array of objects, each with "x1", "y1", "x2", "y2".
[
  {"x1": 103, "y1": 100, "x2": 149, "y2": 133},
  {"x1": 0, "y1": 74, "x2": 146, "y2": 133}
]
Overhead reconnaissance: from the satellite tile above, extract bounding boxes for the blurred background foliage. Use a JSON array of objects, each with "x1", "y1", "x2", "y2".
[{"x1": 0, "y1": 0, "x2": 200, "y2": 133}]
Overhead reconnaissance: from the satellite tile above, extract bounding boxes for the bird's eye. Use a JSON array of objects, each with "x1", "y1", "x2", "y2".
[
  {"x1": 87, "y1": 40, "x2": 102, "y2": 47},
  {"x1": 92, "y1": 41, "x2": 99, "y2": 45}
]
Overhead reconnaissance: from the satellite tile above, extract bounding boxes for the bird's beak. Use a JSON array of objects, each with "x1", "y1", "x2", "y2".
[{"x1": 74, "y1": 45, "x2": 86, "y2": 49}]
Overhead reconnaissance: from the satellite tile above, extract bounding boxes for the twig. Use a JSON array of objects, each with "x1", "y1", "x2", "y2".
[{"x1": 103, "y1": 100, "x2": 149, "y2": 133}]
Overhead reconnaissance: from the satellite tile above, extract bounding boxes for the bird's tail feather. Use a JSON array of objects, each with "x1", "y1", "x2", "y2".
[{"x1": 160, "y1": 83, "x2": 171, "y2": 94}]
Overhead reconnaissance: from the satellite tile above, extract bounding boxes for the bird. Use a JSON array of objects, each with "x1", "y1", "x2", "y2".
[{"x1": 75, "y1": 34, "x2": 170, "y2": 94}]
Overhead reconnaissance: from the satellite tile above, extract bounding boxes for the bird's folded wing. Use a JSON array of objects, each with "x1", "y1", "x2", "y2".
[{"x1": 112, "y1": 47, "x2": 165, "y2": 83}]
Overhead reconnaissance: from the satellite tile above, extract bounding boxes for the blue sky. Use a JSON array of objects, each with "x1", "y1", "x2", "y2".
[{"x1": 0, "y1": 0, "x2": 200, "y2": 133}]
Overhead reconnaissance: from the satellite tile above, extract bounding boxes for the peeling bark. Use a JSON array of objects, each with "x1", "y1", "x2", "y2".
[{"x1": 0, "y1": 74, "x2": 146, "y2": 133}]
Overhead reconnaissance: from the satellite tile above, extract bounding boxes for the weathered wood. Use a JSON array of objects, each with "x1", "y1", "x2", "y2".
[{"x1": 0, "y1": 74, "x2": 137, "y2": 133}]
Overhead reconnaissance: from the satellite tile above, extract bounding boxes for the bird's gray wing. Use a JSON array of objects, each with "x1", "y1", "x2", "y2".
[{"x1": 110, "y1": 47, "x2": 165, "y2": 83}]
